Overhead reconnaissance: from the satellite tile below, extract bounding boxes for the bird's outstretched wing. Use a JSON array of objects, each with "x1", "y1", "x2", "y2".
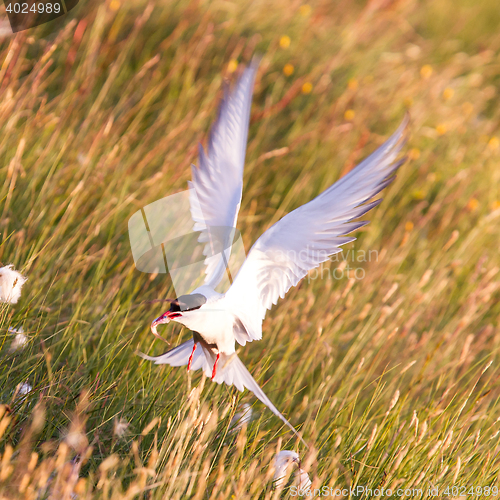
[
  {"x1": 189, "y1": 60, "x2": 259, "y2": 289},
  {"x1": 138, "y1": 341, "x2": 306, "y2": 445},
  {"x1": 225, "y1": 116, "x2": 409, "y2": 343}
]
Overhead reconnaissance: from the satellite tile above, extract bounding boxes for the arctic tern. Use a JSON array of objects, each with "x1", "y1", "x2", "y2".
[{"x1": 139, "y1": 60, "x2": 408, "y2": 443}]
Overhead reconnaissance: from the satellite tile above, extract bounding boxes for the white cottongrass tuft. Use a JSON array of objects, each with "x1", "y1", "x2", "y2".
[
  {"x1": 114, "y1": 418, "x2": 130, "y2": 438},
  {"x1": 273, "y1": 450, "x2": 312, "y2": 491},
  {"x1": 65, "y1": 419, "x2": 88, "y2": 452},
  {"x1": 0, "y1": 265, "x2": 27, "y2": 304},
  {"x1": 8, "y1": 327, "x2": 28, "y2": 351},
  {"x1": 229, "y1": 403, "x2": 253, "y2": 432},
  {"x1": 18, "y1": 382, "x2": 33, "y2": 396}
]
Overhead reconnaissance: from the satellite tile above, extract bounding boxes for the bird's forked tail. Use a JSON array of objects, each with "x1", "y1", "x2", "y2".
[{"x1": 138, "y1": 339, "x2": 306, "y2": 446}]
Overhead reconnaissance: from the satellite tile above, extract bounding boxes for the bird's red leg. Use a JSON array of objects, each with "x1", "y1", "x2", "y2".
[
  {"x1": 211, "y1": 353, "x2": 220, "y2": 380},
  {"x1": 187, "y1": 343, "x2": 197, "y2": 372}
]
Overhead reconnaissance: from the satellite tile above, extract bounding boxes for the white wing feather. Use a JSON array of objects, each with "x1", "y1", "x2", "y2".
[
  {"x1": 225, "y1": 116, "x2": 408, "y2": 343},
  {"x1": 189, "y1": 61, "x2": 259, "y2": 289}
]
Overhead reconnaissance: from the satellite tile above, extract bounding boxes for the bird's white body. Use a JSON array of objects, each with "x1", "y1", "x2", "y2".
[
  {"x1": 139, "y1": 60, "x2": 408, "y2": 445},
  {"x1": 175, "y1": 296, "x2": 236, "y2": 354}
]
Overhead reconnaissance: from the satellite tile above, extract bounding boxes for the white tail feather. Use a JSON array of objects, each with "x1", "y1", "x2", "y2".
[{"x1": 138, "y1": 340, "x2": 306, "y2": 446}]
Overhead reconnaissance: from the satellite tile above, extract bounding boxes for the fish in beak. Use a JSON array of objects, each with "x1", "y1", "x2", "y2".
[{"x1": 150, "y1": 299, "x2": 182, "y2": 343}]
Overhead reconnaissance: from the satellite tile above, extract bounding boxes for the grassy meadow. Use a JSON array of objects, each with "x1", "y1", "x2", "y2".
[{"x1": 1, "y1": 0, "x2": 500, "y2": 497}]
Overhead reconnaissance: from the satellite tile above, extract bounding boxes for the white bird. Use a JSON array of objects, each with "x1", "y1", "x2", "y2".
[{"x1": 139, "y1": 60, "x2": 407, "y2": 445}]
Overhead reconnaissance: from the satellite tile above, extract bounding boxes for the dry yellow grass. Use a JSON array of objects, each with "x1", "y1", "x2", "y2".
[{"x1": 1, "y1": 0, "x2": 500, "y2": 498}]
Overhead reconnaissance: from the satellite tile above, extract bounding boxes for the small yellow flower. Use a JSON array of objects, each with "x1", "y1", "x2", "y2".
[
  {"x1": 302, "y1": 82, "x2": 313, "y2": 94},
  {"x1": 442, "y1": 87, "x2": 454, "y2": 100},
  {"x1": 491, "y1": 201, "x2": 500, "y2": 211},
  {"x1": 280, "y1": 35, "x2": 291, "y2": 49},
  {"x1": 411, "y1": 190, "x2": 425, "y2": 200},
  {"x1": 467, "y1": 198, "x2": 479, "y2": 211},
  {"x1": 409, "y1": 148, "x2": 420, "y2": 160},
  {"x1": 283, "y1": 63, "x2": 294, "y2": 76},
  {"x1": 462, "y1": 102, "x2": 474, "y2": 115},
  {"x1": 488, "y1": 136, "x2": 499, "y2": 150},
  {"x1": 436, "y1": 124, "x2": 447, "y2": 136},
  {"x1": 344, "y1": 109, "x2": 355, "y2": 121},
  {"x1": 299, "y1": 4, "x2": 311, "y2": 16},
  {"x1": 403, "y1": 97, "x2": 413, "y2": 108},
  {"x1": 405, "y1": 221, "x2": 414, "y2": 232},
  {"x1": 227, "y1": 59, "x2": 238, "y2": 73},
  {"x1": 74, "y1": 479, "x2": 87, "y2": 495},
  {"x1": 109, "y1": 0, "x2": 120, "y2": 11},
  {"x1": 347, "y1": 78, "x2": 358, "y2": 90},
  {"x1": 420, "y1": 65, "x2": 433, "y2": 79}
]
